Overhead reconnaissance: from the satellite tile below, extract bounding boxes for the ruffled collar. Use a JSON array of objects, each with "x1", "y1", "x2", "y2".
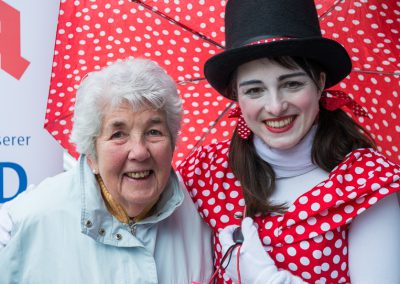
[{"x1": 253, "y1": 125, "x2": 318, "y2": 178}]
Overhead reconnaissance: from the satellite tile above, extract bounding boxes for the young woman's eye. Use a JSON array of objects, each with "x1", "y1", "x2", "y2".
[
  {"x1": 283, "y1": 81, "x2": 304, "y2": 89},
  {"x1": 244, "y1": 87, "x2": 264, "y2": 96}
]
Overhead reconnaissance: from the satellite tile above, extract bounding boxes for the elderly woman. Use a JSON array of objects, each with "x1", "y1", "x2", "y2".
[{"x1": 0, "y1": 58, "x2": 212, "y2": 283}]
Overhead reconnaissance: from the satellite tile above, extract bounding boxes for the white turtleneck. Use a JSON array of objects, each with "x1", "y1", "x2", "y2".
[{"x1": 253, "y1": 125, "x2": 329, "y2": 204}]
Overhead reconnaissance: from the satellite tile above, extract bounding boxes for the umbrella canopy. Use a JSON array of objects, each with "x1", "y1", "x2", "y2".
[{"x1": 46, "y1": 0, "x2": 400, "y2": 167}]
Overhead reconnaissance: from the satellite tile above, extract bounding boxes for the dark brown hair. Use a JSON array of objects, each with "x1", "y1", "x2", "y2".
[{"x1": 227, "y1": 56, "x2": 375, "y2": 217}]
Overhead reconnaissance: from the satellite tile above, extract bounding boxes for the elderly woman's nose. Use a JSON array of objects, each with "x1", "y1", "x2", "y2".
[{"x1": 127, "y1": 137, "x2": 151, "y2": 161}]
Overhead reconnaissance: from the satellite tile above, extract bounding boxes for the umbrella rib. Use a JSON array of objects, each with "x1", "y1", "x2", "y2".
[
  {"x1": 318, "y1": 0, "x2": 345, "y2": 20},
  {"x1": 177, "y1": 78, "x2": 206, "y2": 84},
  {"x1": 352, "y1": 69, "x2": 400, "y2": 76},
  {"x1": 186, "y1": 101, "x2": 235, "y2": 158},
  {"x1": 130, "y1": 0, "x2": 224, "y2": 49}
]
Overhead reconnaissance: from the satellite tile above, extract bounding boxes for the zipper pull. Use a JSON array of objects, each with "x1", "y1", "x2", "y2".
[{"x1": 128, "y1": 220, "x2": 137, "y2": 236}]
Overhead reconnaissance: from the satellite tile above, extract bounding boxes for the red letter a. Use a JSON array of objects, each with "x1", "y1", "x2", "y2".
[{"x1": 0, "y1": 0, "x2": 30, "y2": 80}]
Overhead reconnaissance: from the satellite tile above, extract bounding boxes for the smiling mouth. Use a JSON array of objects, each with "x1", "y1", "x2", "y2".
[
  {"x1": 264, "y1": 116, "x2": 296, "y2": 128},
  {"x1": 126, "y1": 170, "x2": 152, "y2": 179}
]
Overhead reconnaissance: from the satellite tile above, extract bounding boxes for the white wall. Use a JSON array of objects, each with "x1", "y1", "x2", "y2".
[{"x1": 0, "y1": 0, "x2": 63, "y2": 203}]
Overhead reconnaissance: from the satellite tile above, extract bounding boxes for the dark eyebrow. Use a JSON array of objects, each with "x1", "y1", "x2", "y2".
[
  {"x1": 238, "y1": 80, "x2": 263, "y2": 87},
  {"x1": 148, "y1": 116, "x2": 163, "y2": 125},
  {"x1": 278, "y1": 72, "x2": 307, "y2": 81},
  {"x1": 109, "y1": 120, "x2": 126, "y2": 129},
  {"x1": 238, "y1": 72, "x2": 307, "y2": 87}
]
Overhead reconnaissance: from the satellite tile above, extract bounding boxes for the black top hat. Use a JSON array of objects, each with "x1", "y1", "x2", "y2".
[{"x1": 204, "y1": 0, "x2": 352, "y2": 99}]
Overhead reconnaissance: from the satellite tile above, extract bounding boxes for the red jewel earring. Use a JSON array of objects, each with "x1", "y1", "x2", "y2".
[{"x1": 228, "y1": 105, "x2": 252, "y2": 140}]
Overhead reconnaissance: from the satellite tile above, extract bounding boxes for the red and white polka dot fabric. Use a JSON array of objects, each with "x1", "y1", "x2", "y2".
[
  {"x1": 178, "y1": 142, "x2": 400, "y2": 283},
  {"x1": 46, "y1": 0, "x2": 399, "y2": 166}
]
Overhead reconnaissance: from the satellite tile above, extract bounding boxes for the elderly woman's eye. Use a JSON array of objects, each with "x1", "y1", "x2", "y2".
[
  {"x1": 111, "y1": 131, "x2": 125, "y2": 139},
  {"x1": 147, "y1": 129, "x2": 163, "y2": 136}
]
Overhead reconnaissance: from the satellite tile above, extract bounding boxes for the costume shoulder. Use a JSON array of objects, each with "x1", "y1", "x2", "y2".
[
  {"x1": 177, "y1": 139, "x2": 231, "y2": 180},
  {"x1": 277, "y1": 148, "x2": 400, "y2": 243}
]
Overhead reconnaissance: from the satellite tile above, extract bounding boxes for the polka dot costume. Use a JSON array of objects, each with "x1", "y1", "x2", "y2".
[
  {"x1": 178, "y1": 141, "x2": 400, "y2": 283},
  {"x1": 46, "y1": 0, "x2": 399, "y2": 167}
]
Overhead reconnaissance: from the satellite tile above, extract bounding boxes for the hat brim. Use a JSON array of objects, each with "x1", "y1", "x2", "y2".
[{"x1": 204, "y1": 38, "x2": 352, "y2": 100}]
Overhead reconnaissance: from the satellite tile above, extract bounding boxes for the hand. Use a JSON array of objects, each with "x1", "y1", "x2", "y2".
[{"x1": 219, "y1": 217, "x2": 306, "y2": 284}]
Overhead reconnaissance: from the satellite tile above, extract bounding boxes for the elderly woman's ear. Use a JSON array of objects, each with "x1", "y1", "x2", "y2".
[{"x1": 86, "y1": 156, "x2": 98, "y2": 174}]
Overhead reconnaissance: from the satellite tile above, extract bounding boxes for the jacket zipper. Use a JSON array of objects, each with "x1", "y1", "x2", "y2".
[{"x1": 128, "y1": 220, "x2": 137, "y2": 236}]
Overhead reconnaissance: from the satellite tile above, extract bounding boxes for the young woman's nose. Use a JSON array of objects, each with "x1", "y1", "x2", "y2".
[
  {"x1": 127, "y1": 137, "x2": 151, "y2": 161},
  {"x1": 263, "y1": 93, "x2": 289, "y2": 116}
]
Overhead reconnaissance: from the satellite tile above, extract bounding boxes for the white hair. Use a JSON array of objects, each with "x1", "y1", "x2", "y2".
[{"x1": 70, "y1": 58, "x2": 182, "y2": 158}]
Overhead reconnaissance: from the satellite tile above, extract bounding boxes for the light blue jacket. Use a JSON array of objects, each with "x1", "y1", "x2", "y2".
[{"x1": 0, "y1": 157, "x2": 213, "y2": 284}]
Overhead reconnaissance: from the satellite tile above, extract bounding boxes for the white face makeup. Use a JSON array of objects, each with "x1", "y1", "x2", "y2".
[
  {"x1": 88, "y1": 102, "x2": 173, "y2": 217},
  {"x1": 237, "y1": 58, "x2": 325, "y2": 149}
]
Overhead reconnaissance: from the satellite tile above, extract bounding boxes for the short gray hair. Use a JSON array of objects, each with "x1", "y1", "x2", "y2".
[{"x1": 70, "y1": 58, "x2": 182, "y2": 158}]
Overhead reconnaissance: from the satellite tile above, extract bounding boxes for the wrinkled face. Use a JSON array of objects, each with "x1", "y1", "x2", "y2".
[
  {"x1": 88, "y1": 102, "x2": 173, "y2": 217},
  {"x1": 237, "y1": 58, "x2": 325, "y2": 149}
]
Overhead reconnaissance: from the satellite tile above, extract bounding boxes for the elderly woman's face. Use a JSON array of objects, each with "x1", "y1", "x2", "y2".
[
  {"x1": 237, "y1": 58, "x2": 324, "y2": 150},
  {"x1": 88, "y1": 101, "x2": 173, "y2": 217}
]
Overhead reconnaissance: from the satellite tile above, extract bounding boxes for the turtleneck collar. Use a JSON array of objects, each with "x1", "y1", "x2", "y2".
[{"x1": 253, "y1": 125, "x2": 318, "y2": 179}]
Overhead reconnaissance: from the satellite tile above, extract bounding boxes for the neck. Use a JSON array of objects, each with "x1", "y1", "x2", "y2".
[
  {"x1": 253, "y1": 125, "x2": 318, "y2": 178},
  {"x1": 96, "y1": 175, "x2": 155, "y2": 223}
]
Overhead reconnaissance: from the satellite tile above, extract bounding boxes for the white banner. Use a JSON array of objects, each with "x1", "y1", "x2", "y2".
[{"x1": 0, "y1": 0, "x2": 63, "y2": 203}]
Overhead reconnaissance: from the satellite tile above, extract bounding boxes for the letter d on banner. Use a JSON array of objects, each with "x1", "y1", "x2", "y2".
[
  {"x1": 0, "y1": 162, "x2": 27, "y2": 202},
  {"x1": 0, "y1": 0, "x2": 30, "y2": 80}
]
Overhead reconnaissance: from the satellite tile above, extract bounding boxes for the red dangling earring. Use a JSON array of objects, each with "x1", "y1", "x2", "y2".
[{"x1": 228, "y1": 105, "x2": 252, "y2": 140}]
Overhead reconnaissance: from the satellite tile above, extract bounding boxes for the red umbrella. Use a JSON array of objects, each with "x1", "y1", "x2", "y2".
[{"x1": 46, "y1": 0, "x2": 400, "y2": 167}]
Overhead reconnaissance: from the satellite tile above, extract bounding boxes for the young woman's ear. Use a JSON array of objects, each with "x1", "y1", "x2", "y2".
[{"x1": 319, "y1": 72, "x2": 327, "y2": 91}]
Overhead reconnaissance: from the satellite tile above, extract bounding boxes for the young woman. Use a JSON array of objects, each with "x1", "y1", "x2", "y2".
[{"x1": 178, "y1": 0, "x2": 400, "y2": 283}]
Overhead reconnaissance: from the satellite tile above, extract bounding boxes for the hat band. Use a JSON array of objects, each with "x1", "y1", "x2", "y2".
[{"x1": 245, "y1": 37, "x2": 292, "y2": 46}]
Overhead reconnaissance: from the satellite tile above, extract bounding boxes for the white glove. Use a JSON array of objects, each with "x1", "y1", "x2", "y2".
[{"x1": 219, "y1": 217, "x2": 306, "y2": 284}]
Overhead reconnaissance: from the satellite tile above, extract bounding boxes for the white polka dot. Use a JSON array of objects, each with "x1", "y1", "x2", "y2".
[
  {"x1": 287, "y1": 247, "x2": 297, "y2": 256},
  {"x1": 311, "y1": 203, "x2": 321, "y2": 211},
  {"x1": 296, "y1": 225, "x2": 306, "y2": 235},
  {"x1": 323, "y1": 194, "x2": 333, "y2": 203},
  {"x1": 335, "y1": 239, "x2": 343, "y2": 249},
  {"x1": 307, "y1": 217, "x2": 317, "y2": 225},
  {"x1": 300, "y1": 240, "x2": 310, "y2": 250},
  {"x1": 333, "y1": 214, "x2": 343, "y2": 223},
  {"x1": 323, "y1": 247, "x2": 332, "y2": 256},
  {"x1": 265, "y1": 221, "x2": 273, "y2": 229},
  {"x1": 301, "y1": 272, "x2": 311, "y2": 279},
  {"x1": 321, "y1": 223, "x2": 331, "y2": 232},
  {"x1": 285, "y1": 235, "x2": 294, "y2": 244},
  {"x1": 213, "y1": 206, "x2": 221, "y2": 213},
  {"x1": 333, "y1": 255, "x2": 341, "y2": 264},
  {"x1": 288, "y1": 263, "x2": 298, "y2": 271},
  {"x1": 313, "y1": 250, "x2": 322, "y2": 259},
  {"x1": 299, "y1": 211, "x2": 308, "y2": 220},
  {"x1": 263, "y1": 236, "x2": 272, "y2": 245},
  {"x1": 300, "y1": 256, "x2": 310, "y2": 266},
  {"x1": 217, "y1": 192, "x2": 226, "y2": 200},
  {"x1": 220, "y1": 215, "x2": 229, "y2": 223},
  {"x1": 276, "y1": 253, "x2": 285, "y2": 262},
  {"x1": 321, "y1": 262, "x2": 330, "y2": 271},
  {"x1": 299, "y1": 196, "x2": 308, "y2": 204},
  {"x1": 344, "y1": 205, "x2": 354, "y2": 213},
  {"x1": 286, "y1": 219, "x2": 295, "y2": 227}
]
